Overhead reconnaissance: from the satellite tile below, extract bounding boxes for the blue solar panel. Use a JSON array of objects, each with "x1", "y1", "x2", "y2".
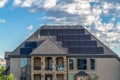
[
  {"x1": 40, "y1": 29, "x2": 85, "y2": 35},
  {"x1": 25, "y1": 42, "x2": 37, "y2": 48},
  {"x1": 62, "y1": 41, "x2": 97, "y2": 47},
  {"x1": 68, "y1": 47, "x2": 104, "y2": 54},
  {"x1": 20, "y1": 48, "x2": 33, "y2": 54},
  {"x1": 57, "y1": 35, "x2": 91, "y2": 41},
  {"x1": 40, "y1": 29, "x2": 49, "y2": 35}
]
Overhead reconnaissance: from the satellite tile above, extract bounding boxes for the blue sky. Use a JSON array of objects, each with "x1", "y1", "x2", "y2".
[{"x1": 0, "y1": 0, "x2": 120, "y2": 58}]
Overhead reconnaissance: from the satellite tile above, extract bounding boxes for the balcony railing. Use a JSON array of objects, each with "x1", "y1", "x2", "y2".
[
  {"x1": 45, "y1": 67, "x2": 52, "y2": 70},
  {"x1": 56, "y1": 64, "x2": 64, "y2": 71},
  {"x1": 34, "y1": 66, "x2": 41, "y2": 70}
]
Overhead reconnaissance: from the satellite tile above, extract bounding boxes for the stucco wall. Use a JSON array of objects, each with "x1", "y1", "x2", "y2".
[
  {"x1": 10, "y1": 58, "x2": 21, "y2": 80},
  {"x1": 96, "y1": 58, "x2": 120, "y2": 80}
]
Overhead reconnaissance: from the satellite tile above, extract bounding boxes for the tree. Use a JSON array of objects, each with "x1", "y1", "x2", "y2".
[
  {"x1": 0, "y1": 65, "x2": 14, "y2": 80},
  {"x1": 7, "y1": 74, "x2": 14, "y2": 80}
]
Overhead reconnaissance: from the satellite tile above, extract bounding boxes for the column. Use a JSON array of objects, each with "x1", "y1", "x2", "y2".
[
  {"x1": 53, "y1": 72, "x2": 56, "y2": 80},
  {"x1": 53, "y1": 56, "x2": 56, "y2": 80},
  {"x1": 64, "y1": 56, "x2": 67, "y2": 71},
  {"x1": 31, "y1": 57, "x2": 34, "y2": 80},
  {"x1": 64, "y1": 73, "x2": 67, "y2": 80},
  {"x1": 41, "y1": 73, "x2": 45, "y2": 80},
  {"x1": 41, "y1": 56, "x2": 45, "y2": 70},
  {"x1": 53, "y1": 56, "x2": 56, "y2": 71},
  {"x1": 63, "y1": 56, "x2": 67, "y2": 80},
  {"x1": 41, "y1": 56, "x2": 45, "y2": 80}
]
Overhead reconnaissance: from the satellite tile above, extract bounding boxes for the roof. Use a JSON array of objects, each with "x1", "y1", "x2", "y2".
[{"x1": 5, "y1": 25, "x2": 120, "y2": 60}]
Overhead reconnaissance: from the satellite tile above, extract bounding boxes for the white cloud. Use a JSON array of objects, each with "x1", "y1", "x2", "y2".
[
  {"x1": 13, "y1": 0, "x2": 57, "y2": 9},
  {"x1": 43, "y1": 0, "x2": 57, "y2": 9},
  {"x1": 0, "y1": 19, "x2": 6, "y2": 24},
  {"x1": 21, "y1": 0, "x2": 34, "y2": 7},
  {"x1": 13, "y1": 0, "x2": 21, "y2": 6},
  {"x1": 0, "y1": 0, "x2": 7, "y2": 8},
  {"x1": 116, "y1": 22, "x2": 120, "y2": 30},
  {"x1": 27, "y1": 25, "x2": 33, "y2": 31},
  {"x1": 84, "y1": 15, "x2": 95, "y2": 25},
  {"x1": 29, "y1": 9, "x2": 36, "y2": 13},
  {"x1": 13, "y1": 0, "x2": 34, "y2": 7}
]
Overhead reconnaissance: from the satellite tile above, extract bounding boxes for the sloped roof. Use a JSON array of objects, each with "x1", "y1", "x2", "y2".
[{"x1": 6, "y1": 25, "x2": 120, "y2": 60}]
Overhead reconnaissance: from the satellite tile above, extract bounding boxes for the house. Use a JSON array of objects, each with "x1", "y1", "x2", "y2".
[
  {"x1": 5, "y1": 25, "x2": 120, "y2": 80},
  {"x1": 0, "y1": 58, "x2": 6, "y2": 68}
]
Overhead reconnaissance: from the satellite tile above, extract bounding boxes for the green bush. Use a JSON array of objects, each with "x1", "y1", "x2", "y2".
[{"x1": 0, "y1": 65, "x2": 14, "y2": 80}]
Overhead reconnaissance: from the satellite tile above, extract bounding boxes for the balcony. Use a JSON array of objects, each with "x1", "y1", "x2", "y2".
[
  {"x1": 56, "y1": 57, "x2": 64, "y2": 71},
  {"x1": 34, "y1": 57, "x2": 41, "y2": 70}
]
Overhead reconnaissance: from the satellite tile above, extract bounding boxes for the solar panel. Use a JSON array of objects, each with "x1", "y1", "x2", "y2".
[
  {"x1": 25, "y1": 42, "x2": 37, "y2": 48},
  {"x1": 68, "y1": 47, "x2": 104, "y2": 54},
  {"x1": 40, "y1": 29, "x2": 85, "y2": 36},
  {"x1": 20, "y1": 48, "x2": 33, "y2": 54},
  {"x1": 57, "y1": 35, "x2": 91, "y2": 41},
  {"x1": 40, "y1": 29, "x2": 49, "y2": 35}
]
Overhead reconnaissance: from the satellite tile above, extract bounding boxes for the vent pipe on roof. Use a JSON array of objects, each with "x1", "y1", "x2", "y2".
[{"x1": 38, "y1": 34, "x2": 40, "y2": 39}]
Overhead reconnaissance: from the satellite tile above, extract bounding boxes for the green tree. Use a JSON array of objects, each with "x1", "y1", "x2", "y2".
[
  {"x1": 0, "y1": 65, "x2": 14, "y2": 80},
  {"x1": 7, "y1": 73, "x2": 14, "y2": 80}
]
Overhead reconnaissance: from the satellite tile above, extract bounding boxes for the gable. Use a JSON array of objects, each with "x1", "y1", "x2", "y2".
[{"x1": 31, "y1": 39, "x2": 65, "y2": 54}]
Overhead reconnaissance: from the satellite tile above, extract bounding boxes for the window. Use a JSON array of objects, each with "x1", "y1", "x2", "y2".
[
  {"x1": 68, "y1": 74, "x2": 74, "y2": 80},
  {"x1": 20, "y1": 77, "x2": 26, "y2": 80},
  {"x1": 90, "y1": 59, "x2": 95, "y2": 70},
  {"x1": 69, "y1": 58, "x2": 74, "y2": 70},
  {"x1": 20, "y1": 58, "x2": 27, "y2": 67},
  {"x1": 77, "y1": 59, "x2": 87, "y2": 70}
]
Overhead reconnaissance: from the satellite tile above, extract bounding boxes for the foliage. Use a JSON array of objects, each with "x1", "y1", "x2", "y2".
[
  {"x1": 7, "y1": 74, "x2": 14, "y2": 80},
  {"x1": 0, "y1": 65, "x2": 14, "y2": 80}
]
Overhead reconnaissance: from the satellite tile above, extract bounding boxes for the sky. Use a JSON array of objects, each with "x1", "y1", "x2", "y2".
[{"x1": 0, "y1": 0, "x2": 120, "y2": 58}]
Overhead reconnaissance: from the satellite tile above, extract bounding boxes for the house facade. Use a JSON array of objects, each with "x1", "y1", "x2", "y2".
[{"x1": 5, "y1": 25, "x2": 120, "y2": 80}]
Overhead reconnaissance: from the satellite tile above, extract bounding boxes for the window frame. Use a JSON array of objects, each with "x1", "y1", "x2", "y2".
[
  {"x1": 69, "y1": 58, "x2": 74, "y2": 70},
  {"x1": 77, "y1": 58, "x2": 87, "y2": 70},
  {"x1": 20, "y1": 58, "x2": 28, "y2": 68}
]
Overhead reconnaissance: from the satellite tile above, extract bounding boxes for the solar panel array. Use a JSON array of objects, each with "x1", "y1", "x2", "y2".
[
  {"x1": 20, "y1": 42, "x2": 37, "y2": 54},
  {"x1": 68, "y1": 47, "x2": 103, "y2": 54},
  {"x1": 57, "y1": 35, "x2": 91, "y2": 41},
  {"x1": 40, "y1": 29, "x2": 85, "y2": 35},
  {"x1": 40, "y1": 28, "x2": 104, "y2": 54},
  {"x1": 62, "y1": 41, "x2": 97, "y2": 47}
]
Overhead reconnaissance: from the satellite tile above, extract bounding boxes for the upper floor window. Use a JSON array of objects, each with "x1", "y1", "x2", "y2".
[
  {"x1": 77, "y1": 59, "x2": 87, "y2": 70},
  {"x1": 20, "y1": 77, "x2": 26, "y2": 80},
  {"x1": 90, "y1": 59, "x2": 95, "y2": 70},
  {"x1": 69, "y1": 58, "x2": 74, "y2": 70},
  {"x1": 20, "y1": 58, "x2": 27, "y2": 67}
]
